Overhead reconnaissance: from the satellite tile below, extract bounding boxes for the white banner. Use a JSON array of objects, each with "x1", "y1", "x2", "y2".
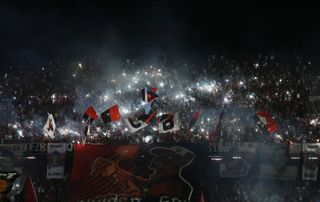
[
  {"x1": 302, "y1": 143, "x2": 320, "y2": 181},
  {"x1": 219, "y1": 142, "x2": 257, "y2": 177},
  {"x1": 47, "y1": 143, "x2": 66, "y2": 179},
  {"x1": 260, "y1": 143, "x2": 299, "y2": 180}
]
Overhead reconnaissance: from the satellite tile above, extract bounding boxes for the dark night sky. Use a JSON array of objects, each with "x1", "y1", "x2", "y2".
[{"x1": 0, "y1": 1, "x2": 320, "y2": 67}]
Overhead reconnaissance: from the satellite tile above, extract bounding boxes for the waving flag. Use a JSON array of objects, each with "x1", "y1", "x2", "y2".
[
  {"x1": 158, "y1": 113, "x2": 180, "y2": 133},
  {"x1": 124, "y1": 112, "x2": 155, "y2": 133},
  {"x1": 82, "y1": 106, "x2": 98, "y2": 136},
  {"x1": 255, "y1": 111, "x2": 278, "y2": 134},
  {"x1": 43, "y1": 114, "x2": 56, "y2": 139},
  {"x1": 188, "y1": 111, "x2": 201, "y2": 131},
  {"x1": 141, "y1": 87, "x2": 158, "y2": 102},
  {"x1": 124, "y1": 118, "x2": 149, "y2": 133},
  {"x1": 101, "y1": 105, "x2": 121, "y2": 124},
  {"x1": 21, "y1": 176, "x2": 38, "y2": 202},
  {"x1": 83, "y1": 106, "x2": 98, "y2": 123},
  {"x1": 209, "y1": 107, "x2": 225, "y2": 144}
]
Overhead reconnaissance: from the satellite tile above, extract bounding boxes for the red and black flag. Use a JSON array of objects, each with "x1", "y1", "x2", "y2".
[
  {"x1": 254, "y1": 111, "x2": 278, "y2": 134},
  {"x1": 83, "y1": 106, "x2": 98, "y2": 136},
  {"x1": 101, "y1": 104, "x2": 121, "y2": 124},
  {"x1": 83, "y1": 106, "x2": 98, "y2": 123},
  {"x1": 141, "y1": 87, "x2": 158, "y2": 102},
  {"x1": 209, "y1": 106, "x2": 225, "y2": 144},
  {"x1": 187, "y1": 111, "x2": 201, "y2": 132},
  {"x1": 21, "y1": 176, "x2": 38, "y2": 202}
]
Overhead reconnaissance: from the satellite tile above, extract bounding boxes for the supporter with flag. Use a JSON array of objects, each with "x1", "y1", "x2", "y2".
[{"x1": 43, "y1": 114, "x2": 56, "y2": 139}]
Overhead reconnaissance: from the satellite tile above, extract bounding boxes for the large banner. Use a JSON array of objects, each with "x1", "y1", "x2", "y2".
[
  {"x1": 69, "y1": 144, "x2": 198, "y2": 202},
  {"x1": 47, "y1": 143, "x2": 66, "y2": 179},
  {"x1": 302, "y1": 143, "x2": 320, "y2": 181},
  {"x1": 260, "y1": 143, "x2": 299, "y2": 180},
  {"x1": 219, "y1": 142, "x2": 257, "y2": 177}
]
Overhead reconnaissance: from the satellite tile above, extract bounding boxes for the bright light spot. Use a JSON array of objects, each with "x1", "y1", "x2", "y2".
[
  {"x1": 116, "y1": 90, "x2": 122, "y2": 94},
  {"x1": 152, "y1": 126, "x2": 158, "y2": 131},
  {"x1": 103, "y1": 95, "x2": 109, "y2": 101},
  {"x1": 197, "y1": 81, "x2": 219, "y2": 93},
  {"x1": 223, "y1": 92, "x2": 233, "y2": 104},
  {"x1": 143, "y1": 135, "x2": 153, "y2": 143},
  {"x1": 120, "y1": 107, "x2": 130, "y2": 115},
  {"x1": 310, "y1": 118, "x2": 319, "y2": 126},
  {"x1": 159, "y1": 82, "x2": 164, "y2": 87},
  {"x1": 17, "y1": 130, "x2": 23, "y2": 137},
  {"x1": 78, "y1": 63, "x2": 82, "y2": 68}
]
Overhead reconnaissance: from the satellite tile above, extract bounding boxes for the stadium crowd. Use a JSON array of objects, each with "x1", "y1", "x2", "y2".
[{"x1": 0, "y1": 52, "x2": 319, "y2": 144}]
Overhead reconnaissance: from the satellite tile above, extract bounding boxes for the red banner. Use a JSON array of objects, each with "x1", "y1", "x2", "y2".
[{"x1": 69, "y1": 144, "x2": 196, "y2": 201}]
